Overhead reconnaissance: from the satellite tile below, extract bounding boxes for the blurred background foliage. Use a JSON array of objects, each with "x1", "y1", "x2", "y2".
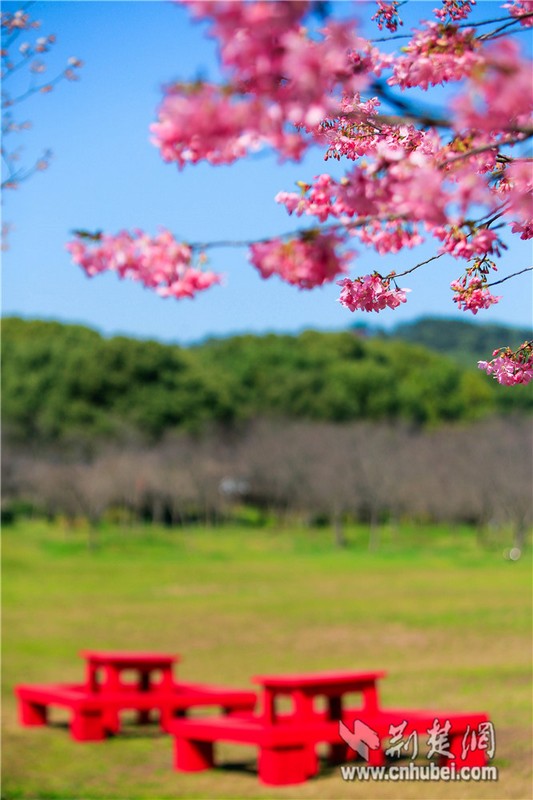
[
  {"x1": 3, "y1": 316, "x2": 531, "y2": 443},
  {"x1": 2, "y1": 316, "x2": 531, "y2": 547}
]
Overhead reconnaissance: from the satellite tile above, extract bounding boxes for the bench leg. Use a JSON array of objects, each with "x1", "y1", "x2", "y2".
[
  {"x1": 259, "y1": 745, "x2": 309, "y2": 786},
  {"x1": 174, "y1": 737, "x2": 214, "y2": 772},
  {"x1": 19, "y1": 698, "x2": 48, "y2": 727},
  {"x1": 160, "y1": 708, "x2": 172, "y2": 732},
  {"x1": 102, "y1": 708, "x2": 121, "y2": 735},
  {"x1": 304, "y1": 743, "x2": 319, "y2": 777},
  {"x1": 328, "y1": 742, "x2": 350, "y2": 765},
  {"x1": 71, "y1": 709, "x2": 106, "y2": 742}
]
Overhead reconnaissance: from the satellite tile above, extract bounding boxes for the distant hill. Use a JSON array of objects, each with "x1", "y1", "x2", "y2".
[
  {"x1": 2, "y1": 316, "x2": 531, "y2": 444},
  {"x1": 384, "y1": 317, "x2": 532, "y2": 367}
]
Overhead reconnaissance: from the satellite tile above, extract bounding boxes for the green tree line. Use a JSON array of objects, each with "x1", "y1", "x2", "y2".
[
  {"x1": 382, "y1": 317, "x2": 532, "y2": 368},
  {"x1": 2, "y1": 317, "x2": 531, "y2": 444}
]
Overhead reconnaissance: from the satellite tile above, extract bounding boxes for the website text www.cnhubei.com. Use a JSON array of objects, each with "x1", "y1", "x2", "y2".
[{"x1": 340, "y1": 762, "x2": 498, "y2": 782}]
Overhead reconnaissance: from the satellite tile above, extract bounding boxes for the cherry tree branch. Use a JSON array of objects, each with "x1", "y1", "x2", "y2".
[
  {"x1": 369, "y1": 12, "x2": 533, "y2": 43},
  {"x1": 486, "y1": 266, "x2": 533, "y2": 287},
  {"x1": 2, "y1": 70, "x2": 70, "y2": 109},
  {"x1": 479, "y1": 15, "x2": 533, "y2": 41},
  {"x1": 440, "y1": 132, "x2": 533, "y2": 167},
  {"x1": 369, "y1": 79, "x2": 451, "y2": 129},
  {"x1": 385, "y1": 253, "x2": 445, "y2": 280},
  {"x1": 1, "y1": 149, "x2": 50, "y2": 189},
  {"x1": 187, "y1": 214, "x2": 405, "y2": 252},
  {"x1": 1, "y1": 54, "x2": 34, "y2": 82}
]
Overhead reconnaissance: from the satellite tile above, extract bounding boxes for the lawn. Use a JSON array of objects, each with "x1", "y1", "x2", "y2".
[{"x1": 2, "y1": 520, "x2": 532, "y2": 800}]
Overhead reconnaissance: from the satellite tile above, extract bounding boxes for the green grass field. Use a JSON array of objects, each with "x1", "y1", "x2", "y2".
[{"x1": 2, "y1": 520, "x2": 532, "y2": 800}]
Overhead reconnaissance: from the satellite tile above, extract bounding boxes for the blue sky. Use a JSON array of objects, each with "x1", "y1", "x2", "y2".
[{"x1": 2, "y1": 0, "x2": 532, "y2": 345}]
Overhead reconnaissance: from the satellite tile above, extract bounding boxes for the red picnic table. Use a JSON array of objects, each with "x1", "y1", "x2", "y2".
[
  {"x1": 171, "y1": 668, "x2": 490, "y2": 786},
  {"x1": 81, "y1": 650, "x2": 178, "y2": 732},
  {"x1": 15, "y1": 650, "x2": 257, "y2": 741},
  {"x1": 255, "y1": 669, "x2": 385, "y2": 722},
  {"x1": 171, "y1": 669, "x2": 387, "y2": 784},
  {"x1": 83, "y1": 650, "x2": 177, "y2": 693},
  {"x1": 254, "y1": 669, "x2": 386, "y2": 773}
]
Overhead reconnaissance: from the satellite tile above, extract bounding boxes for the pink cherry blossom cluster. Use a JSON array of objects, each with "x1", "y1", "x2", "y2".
[
  {"x1": 249, "y1": 232, "x2": 351, "y2": 289},
  {"x1": 276, "y1": 151, "x2": 451, "y2": 228},
  {"x1": 450, "y1": 277, "x2": 501, "y2": 313},
  {"x1": 434, "y1": 0, "x2": 475, "y2": 23},
  {"x1": 503, "y1": 1, "x2": 533, "y2": 26},
  {"x1": 276, "y1": 146, "x2": 500, "y2": 255},
  {"x1": 389, "y1": 23, "x2": 482, "y2": 90},
  {"x1": 452, "y1": 39, "x2": 533, "y2": 133},
  {"x1": 337, "y1": 274, "x2": 409, "y2": 313},
  {"x1": 151, "y1": 1, "x2": 371, "y2": 168},
  {"x1": 355, "y1": 221, "x2": 423, "y2": 255},
  {"x1": 66, "y1": 230, "x2": 221, "y2": 299},
  {"x1": 371, "y1": 2, "x2": 403, "y2": 32},
  {"x1": 324, "y1": 110, "x2": 433, "y2": 164},
  {"x1": 70, "y1": 0, "x2": 533, "y2": 385},
  {"x1": 183, "y1": 0, "x2": 307, "y2": 91},
  {"x1": 184, "y1": 2, "x2": 367, "y2": 118},
  {"x1": 498, "y1": 160, "x2": 533, "y2": 240},
  {"x1": 435, "y1": 227, "x2": 501, "y2": 260},
  {"x1": 478, "y1": 342, "x2": 533, "y2": 386},
  {"x1": 150, "y1": 85, "x2": 289, "y2": 168}
]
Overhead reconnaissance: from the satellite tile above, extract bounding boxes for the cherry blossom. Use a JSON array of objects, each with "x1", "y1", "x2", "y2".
[
  {"x1": 389, "y1": 23, "x2": 482, "y2": 90},
  {"x1": 66, "y1": 229, "x2": 221, "y2": 299},
  {"x1": 434, "y1": 0, "x2": 476, "y2": 23},
  {"x1": 151, "y1": 1, "x2": 369, "y2": 168},
  {"x1": 435, "y1": 227, "x2": 501, "y2": 260},
  {"x1": 371, "y1": 2, "x2": 403, "y2": 33},
  {"x1": 503, "y1": 1, "x2": 533, "y2": 26},
  {"x1": 478, "y1": 342, "x2": 533, "y2": 385},
  {"x1": 452, "y1": 39, "x2": 533, "y2": 134},
  {"x1": 451, "y1": 278, "x2": 501, "y2": 313},
  {"x1": 249, "y1": 232, "x2": 351, "y2": 289},
  {"x1": 69, "y1": 1, "x2": 533, "y2": 383},
  {"x1": 337, "y1": 274, "x2": 409, "y2": 313},
  {"x1": 498, "y1": 160, "x2": 533, "y2": 239}
]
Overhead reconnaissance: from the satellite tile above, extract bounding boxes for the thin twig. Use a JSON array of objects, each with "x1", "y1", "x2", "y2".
[
  {"x1": 475, "y1": 203, "x2": 511, "y2": 225},
  {"x1": 3, "y1": 71, "x2": 67, "y2": 108},
  {"x1": 440, "y1": 133, "x2": 533, "y2": 168},
  {"x1": 487, "y1": 26, "x2": 533, "y2": 41},
  {"x1": 188, "y1": 215, "x2": 404, "y2": 251},
  {"x1": 369, "y1": 12, "x2": 533, "y2": 43},
  {"x1": 386, "y1": 253, "x2": 444, "y2": 280},
  {"x1": 487, "y1": 266, "x2": 533, "y2": 288},
  {"x1": 369, "y1": 79, "x2": 449, "y2": 130},
  {"x1": 478, "y1": 15, "x2": 533, "y2": 41}
]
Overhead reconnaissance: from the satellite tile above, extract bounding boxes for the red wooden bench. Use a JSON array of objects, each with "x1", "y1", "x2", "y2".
[
  {"x1": 170, "y1": 669, "x2": 491, "y2": 786},
  {"x1": 170, "y1": 714, "x2": 339, "y2": 785},
  {"x1": 15, "y1": 651, "x2": 257, "y2": 740},
  {"x1": 15, "y1": 684, "x2": 107, "y2": 741},
  {"x1": 345, "y1": 708, "x2": 491, "y2": 767},
  {"x1": 170, "y1": 707, "x2": 491, "y2": 785},
  {"x1": 15, "y1": 681, "x2": 257, "y2": 741}
]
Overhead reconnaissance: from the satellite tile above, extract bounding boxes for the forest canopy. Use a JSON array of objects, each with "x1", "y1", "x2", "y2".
[{"x1": 2, "y1": 316, "x2": 531, "y2": 445}]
